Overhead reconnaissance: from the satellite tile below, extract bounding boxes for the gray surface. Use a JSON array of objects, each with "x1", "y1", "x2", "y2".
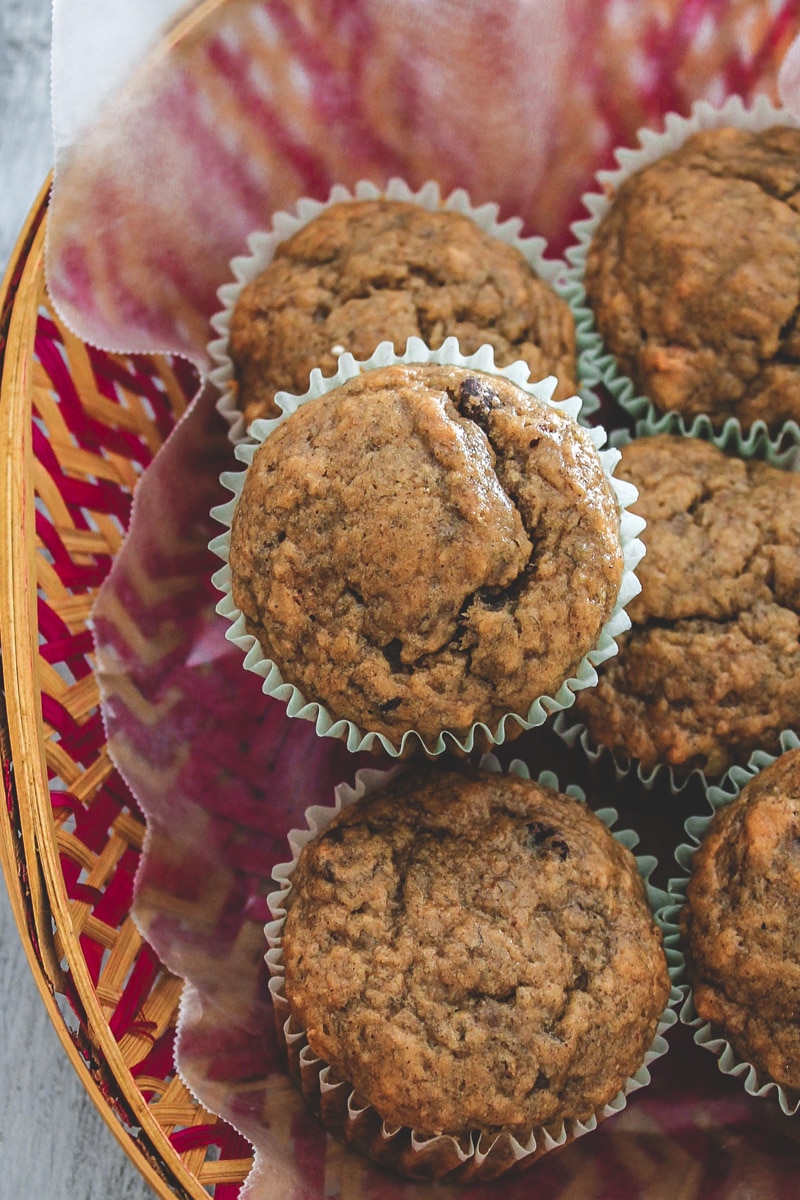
[{"x1": 0, "y1": 1, "x2": 158, "y2": 1196}]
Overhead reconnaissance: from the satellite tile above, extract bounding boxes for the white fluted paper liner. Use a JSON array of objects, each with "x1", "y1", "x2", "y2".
[
  {"x1": 264, "y1": 756, "x2": 679, "y2": 1182},
  {"x1": 661, "y1": 730, "x2": 800, "y2": 1117},
  {"x1": 207, "y1": 175, "x2": 598, "y2": 445},
  {"x1": 567, "y1": 93, "x2": 800, "y2": 448},
  {"x1": 208, "y1": 336, "x2": 646, "y2": 758},
  {"x1": 553, "y1": 421, "x2": 800, "y2": 791}
]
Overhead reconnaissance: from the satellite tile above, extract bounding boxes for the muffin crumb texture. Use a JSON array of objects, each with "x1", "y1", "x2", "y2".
[
  {"x1": 575, "y1": 435, "x2": 800, "y2": 776},
  {"x1": 229, "y1": 363, "x2": 624, "y2": 744},
  {"x1": 229, "y1": 199, "x2": 577, "y2": 425},
  {"x1": 682, "y1": 748, "x2": 800, "y2": 1092},
  {"x1": 585, "y1": 126, "x2": 800, "y2": 429},
  {"x1": 283, "y1": 767, "x2": 670, "y2": 1136}
]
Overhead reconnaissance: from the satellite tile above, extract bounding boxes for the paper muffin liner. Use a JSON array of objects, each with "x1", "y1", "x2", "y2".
[
  {"x1": 660, "y1": 729, "x2": 800, "y2": 1117},
  {"x1": 208, "y1": 336, "x2": 646, "y2": 758},
  {"x1": 553, "y1": 419, "x2": 800, "y2": 793},
  {"x1": 206, "y1": 175, "x2": 599, "y2": 445},
  {"x1": 264, "y1": 756, "x2": 679, "y2": 1183},
  {"x1": 567, "y1": 93, "x2": 800, "y2": 450}
]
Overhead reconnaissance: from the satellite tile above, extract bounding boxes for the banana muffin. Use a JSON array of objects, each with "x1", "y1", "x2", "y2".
[
  {"x1": 281, "y1": 765, "x2": 670, "y2": 1139},
  {"x1": 229, "y1": 198, "x2": 577, "y2": 426},
  {"x1": 228, "y1": 363, "x2": 625, "y2": 746},
  {"x1": 681, "y1": 748, "x2": 800, "y2": 1091},
  {"x1": 574, "y1": 435, "x2": 800, "y2": 777},
  {"x1": 584, "y1": 125, "x2": 800, "y2": 431}
]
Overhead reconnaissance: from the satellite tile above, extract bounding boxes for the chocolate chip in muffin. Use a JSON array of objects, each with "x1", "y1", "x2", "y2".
[
  {"x1": 456, "y1": 374, "x2": 502, "y2": 426},
  {"x1": 524, "y1": 820, "x2": 570, "y2": 859}
]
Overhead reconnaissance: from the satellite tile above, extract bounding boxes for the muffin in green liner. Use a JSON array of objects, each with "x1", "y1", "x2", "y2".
[
  {"x1": 567, "y1": 93, "x2": 800, "y2": 450},
  {"x1": 208, "y1": 176, "x2": 599, "y2": 445},
  {"x1": 662, "y1": 731, "x2": 800, "y2": 1115},
  {"x1": 210, "y1": 337, "x2": 644, "y2": 758},
  {"x1": 555, "y1": 420, "x2": 800, "y2": 791},
  {"x1": 265, "y1": 756, "x2": 679, "y2": 1182}
]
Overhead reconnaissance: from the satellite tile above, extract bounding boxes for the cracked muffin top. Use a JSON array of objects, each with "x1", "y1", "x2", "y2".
[
  {"x1": 282, "y1": 765, "x2": 670, "y2": 1136},
  {"x1": 584, "y1": 126, "x2": 800, "y2": 431},
  {"x1": 228, "y1": 198, "x2": 577, "y2": 427},
  {"x1": 228, "y1": 363, "x2": 624, "y2": 745},
  {"x1": 575, "y1": 436, "x2": 800, "y2": 776},
  {"x1": 681, "y1": 748, "x2": 800, "y2": 1092}
]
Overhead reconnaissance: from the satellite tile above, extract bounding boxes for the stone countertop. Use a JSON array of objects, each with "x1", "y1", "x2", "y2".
[{"x1": 0, "y1": 1, "x2": 160, "y2": 1196}]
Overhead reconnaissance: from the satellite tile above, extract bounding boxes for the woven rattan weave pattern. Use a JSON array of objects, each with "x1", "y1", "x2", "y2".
[{"x1": 0, "y1": 194, "x2": 253, "y2": 1199}]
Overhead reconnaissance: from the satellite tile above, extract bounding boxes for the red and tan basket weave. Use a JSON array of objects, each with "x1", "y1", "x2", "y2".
[{"x1": 0, "y1": 186, "x2": 253, "y2": 1199}]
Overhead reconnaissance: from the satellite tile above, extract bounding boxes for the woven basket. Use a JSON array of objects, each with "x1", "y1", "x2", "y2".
[{"x1": 0, "y1": 185, "x2": 253, "y2": 1199}]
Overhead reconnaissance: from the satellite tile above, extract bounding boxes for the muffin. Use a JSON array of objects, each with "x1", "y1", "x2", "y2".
[
  {"x1": 279, "y1": 764, "x2": 670, "y2": 1157},
  {"x1": 574, "y1": 435, "x2": 800, "y2": 777},
  {"x1": 227, "y1": 361, "x2": 625, "y2": 747},
  {"x1": 584, "y1": 125, "x2": 800, "y2": 431},
  {"x1": 680, "y1": 748, "x2": 800, "y2": 1093},
  {"x1": 228, "y1": 198, "x2": 577, "y2": 426}
]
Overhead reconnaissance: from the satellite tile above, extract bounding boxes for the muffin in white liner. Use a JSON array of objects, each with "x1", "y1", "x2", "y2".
[
  {"x1": 209, "y1": 337, "x2": 645, "y2": 758},
  {"x1": 207, "y1": 176, "x2": 599, "y2": 445},
  {"x1": 554, "y1": 421, "x2": 800, "y2": 794},
  {"x1": 567, "y1": 93, "x2": 800, "y2": 448},
  {"x1": 264, "y1": 756, "x2": 679, "y2": 1183},
  {"x1": 662, "y1": 730, "x2": 800, "y2": 1116}
]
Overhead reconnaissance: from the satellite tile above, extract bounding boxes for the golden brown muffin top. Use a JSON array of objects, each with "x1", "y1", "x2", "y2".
[
  {"x1": 229, "y1": 363, "x2": 623, "y2": 745},
  {"x1": 229, "y1": 198, "x2": 576, "y2": 425},
  {"x1": 576, "y1": 435, "x2": 800, "y2": 776},
  {"x1": 585, "y1": 126, "x2": 800, "y2": 431},
  {"x1": 682, "y1": 748, "x2": 800, "y2": 1092},
  {"x1": 283, "y1": 766, "x2": 670, "y2": 1135}
]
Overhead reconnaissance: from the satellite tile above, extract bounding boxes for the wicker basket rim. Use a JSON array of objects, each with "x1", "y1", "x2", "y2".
[{"x1": 0, "y1": 184, "x2": 211, "y2": 1200}]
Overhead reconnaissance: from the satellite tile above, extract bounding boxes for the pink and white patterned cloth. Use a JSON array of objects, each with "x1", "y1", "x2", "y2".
[
  {"x1": 50, "y1": 0, "x2": 800, "y2": 360},
  {"x1": 71, "y1": 3, "x2": 800, "y2": 1196}
]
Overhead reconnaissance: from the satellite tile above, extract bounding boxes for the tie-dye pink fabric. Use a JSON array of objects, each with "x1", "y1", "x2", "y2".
[
  {"x1": 50, "y1": 0, "x2": 800, "y2": 361},
  {"x1": 84, "y1": 2, "x2": 800, "y2": 1196}
]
